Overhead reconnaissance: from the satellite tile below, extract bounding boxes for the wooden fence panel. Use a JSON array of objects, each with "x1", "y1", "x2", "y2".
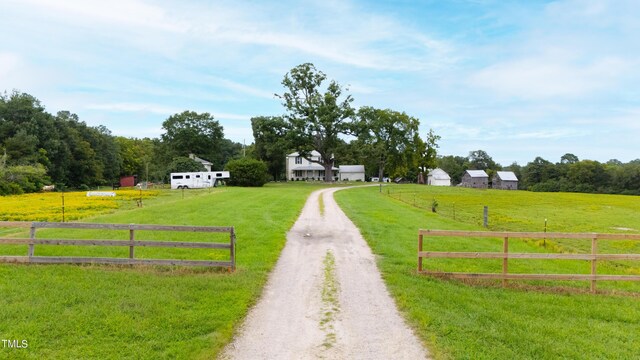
[
  {"x1": 418, "y1": 229, "x2": 640, "y2": 293},
  {"x1": 0, "y1": 221, "x2": 235, "y2": 271}
]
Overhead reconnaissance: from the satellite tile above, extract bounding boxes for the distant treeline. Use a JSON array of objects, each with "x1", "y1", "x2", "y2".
[
  {"x1": 438, "y1": 152, "x2": 640, "y2": 195},
  {"x1": 0, "y1": 91, "x2": 245, "y2": 195}
]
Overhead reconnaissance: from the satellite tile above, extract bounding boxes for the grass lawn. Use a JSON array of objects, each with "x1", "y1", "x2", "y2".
[
  {"x1": 335, "y1": 185, "x2": 640, "y2": 359},
  {"x1": 0, "y1": 184, "x2": 322, "y2": 359}
]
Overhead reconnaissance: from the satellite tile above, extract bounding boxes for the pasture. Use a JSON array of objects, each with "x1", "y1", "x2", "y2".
[
  {"x1": 335, "y1": 185, "x2": 640, "y2": 359},
  {"x1": 2, "y1": 183, "x2": 639, "y2": 359},
  {"x1": 0, "y1": 184, "x2": 321, "y2": 359}
]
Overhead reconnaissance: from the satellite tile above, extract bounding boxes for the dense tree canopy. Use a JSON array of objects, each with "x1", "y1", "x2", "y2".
[
  {"x1": 0, "y1": 91, "x2": 121, "y2": 190},
  {"x1": 251, "y1": 116, "x2": 289, "y2": 181},
  {"x1": 356, "y1": 107, "x2": 420, "y2": 182},
  {"x1": 161, "y1": 111, "x2": 225, "y2": 168},
  {"x1": 0, "y1": 91, "x2": 244, "y2": 193},
  {"x1": 277, "y1": 63, "x2": 356, "y2": 182}
]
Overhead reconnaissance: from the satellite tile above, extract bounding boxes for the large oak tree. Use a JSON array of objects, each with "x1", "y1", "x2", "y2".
[{"x1": 277, "y1": 63, "x2": 355, "y2": 182}]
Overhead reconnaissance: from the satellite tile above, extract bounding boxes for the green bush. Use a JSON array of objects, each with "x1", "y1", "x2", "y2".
[
  {"x1": 224, "y1": 158, "x2": 270, "y2": 187},
  {"x1": 0, "y1": 164, "x2": 49, "y2": 195}
]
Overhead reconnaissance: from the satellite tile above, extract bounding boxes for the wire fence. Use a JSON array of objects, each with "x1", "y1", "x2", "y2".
[{"x1": 384, "y1": 189, "x2": 490, "y2": 228}]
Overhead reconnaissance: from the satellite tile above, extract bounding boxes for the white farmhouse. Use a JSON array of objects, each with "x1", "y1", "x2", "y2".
[
  {"x1": 338, "y1": 165, "x2": 365, "y2": 182},
  {"x1": 286, "y1": 151, "x2": 338, "y2": 181},
  {"x1": 189, "y1": 153, "x2": 212, "y2": 172},
  {"x1": 427, "y1": 168, "x2": 451, "y2": 186}
]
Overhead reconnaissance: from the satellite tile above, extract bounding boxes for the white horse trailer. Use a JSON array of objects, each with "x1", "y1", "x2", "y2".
[{"x1": 170, "y1": 171, "x2": 230, "y2": 189}]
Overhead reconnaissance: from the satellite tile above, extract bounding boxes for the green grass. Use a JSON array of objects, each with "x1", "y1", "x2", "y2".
[
  {"x1": 0, "y1": 184, "x2": 324, "y2": 359},
  {"x1": 320, "y1": 250, "x2": 339, "y2": 349},
  {"x1": 335, "y1": 185, "x2": 640, "y2": 359}
]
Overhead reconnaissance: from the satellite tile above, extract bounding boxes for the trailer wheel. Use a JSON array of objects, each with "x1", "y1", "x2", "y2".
[
  {"x1": 183, "y1": 186, "x2": 189, "y2": 189},
  {"x1": 177, "y1": 186, "x2": 183, "y2": 189}
]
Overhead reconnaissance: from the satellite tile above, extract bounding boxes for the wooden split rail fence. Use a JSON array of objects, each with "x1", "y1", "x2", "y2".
[
  {"x1": 0, "y1": 221, "x2": 236, "y2": 271},
  {"x1": 418, "y1": 229, "x2": 640, "y2": 292}
]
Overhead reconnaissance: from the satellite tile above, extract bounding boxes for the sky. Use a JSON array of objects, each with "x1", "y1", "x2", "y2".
[{"x1": 1, "y1": 0, "x2": 638, "y2": 166}]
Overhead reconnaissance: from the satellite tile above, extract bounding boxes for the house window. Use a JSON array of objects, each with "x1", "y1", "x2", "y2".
[
  {"x1": 319, "y1": 170, "x2": 325, "y2": 177},
  {"x1": 295, "y1": 157, "x2": 302, "y2": 164},
  {"x1": 294, "y1": 170, "x2": 303, "y2": 177}
]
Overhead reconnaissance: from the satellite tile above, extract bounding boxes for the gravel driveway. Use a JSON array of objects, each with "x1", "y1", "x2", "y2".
[{"x1": 221, "y1": 187, "x2": 429, "y2": 359}]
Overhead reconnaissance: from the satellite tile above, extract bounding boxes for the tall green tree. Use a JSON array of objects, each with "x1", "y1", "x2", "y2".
[
  {"x1": 161, "y1": 111, "x2": 224, "y2": 168},
  {"x1": 356, "y1": 106, "x2": 420, "y2": 181},
  {"x1": 251, "y1": 116, "x2": 289, "y2": 181},
  {"x1": 415, "y1": 129, "x2": 441, "y2": 174},
  {"x1": 277, "y1": 63, "x2": 356, "y2": 182}
]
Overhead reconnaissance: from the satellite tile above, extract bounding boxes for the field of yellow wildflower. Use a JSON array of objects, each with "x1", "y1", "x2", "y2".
[{"x1": 0, "y1": 189, "x2": 161, "y2": 222}]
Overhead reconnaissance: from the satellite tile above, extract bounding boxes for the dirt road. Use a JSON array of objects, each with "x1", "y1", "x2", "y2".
[{"x1": 221, "y1": 187, "x2": 429, "y2": 359}]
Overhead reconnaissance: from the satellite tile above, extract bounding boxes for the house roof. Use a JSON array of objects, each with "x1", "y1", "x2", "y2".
[
  {"x1": 427, "y1": 168, "x2": 451, "y2": 180},
  {"x1": 496, "y1": 171, "x2": 518, "y2": 181},
  {"x1": 291, "y1": 165, "x2": 338, "y2": 171},
  {"x1": 466, "y1": 170, "x2": 489, "y2": 178},
  {"x1": 339, "y1": 165, "x2": 365, "y2": 173},
  {"x1": 287, "y1": 150, "x2": 321, "y2": 157},
  {"x1": 189, "y1": 153, "x2": 212, "y2": 165}
]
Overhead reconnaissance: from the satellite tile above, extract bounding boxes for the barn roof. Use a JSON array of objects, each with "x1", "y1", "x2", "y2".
[
  {"x1": 466, "y1": 170, "x2": 488, "y2": 178},
  {"x1": 339, "y1": 165, "x2": 365, "y2": 173},
  {"x1": 428, "y1": 168, "x2": 451, "y2": 180},
  {"x1": 496, "y1": 171, "x2": 518, "y2": 181}
]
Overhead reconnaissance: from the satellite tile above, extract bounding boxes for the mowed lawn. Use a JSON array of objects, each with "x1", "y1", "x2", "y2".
[
  {"x1": 335, "y1": 185, "x2": 640, "y2": 360},
  {"x1": 0, "y1": 184, "x2": 320, "y2": 359}
]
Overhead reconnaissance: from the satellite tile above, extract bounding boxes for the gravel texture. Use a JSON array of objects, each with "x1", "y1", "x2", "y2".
[{"x1": 221, "y1": 187, "x2": 429, "y2": 359}]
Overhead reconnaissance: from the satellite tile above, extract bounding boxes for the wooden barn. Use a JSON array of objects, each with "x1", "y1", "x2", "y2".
[
  {"x1": 493, "y1": 171, "x2": 519, "y2": 190},
  {"x1": 427, "y1": 168, "x2": 451, "y2": 186},
  {"x1": 461, "y1": 170, "x2": 488, "y2": 189}
]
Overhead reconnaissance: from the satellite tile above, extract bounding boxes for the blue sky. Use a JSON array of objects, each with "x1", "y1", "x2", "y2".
[{"x1": 1, "y1": 0, "x2": 638, "y2": 166}]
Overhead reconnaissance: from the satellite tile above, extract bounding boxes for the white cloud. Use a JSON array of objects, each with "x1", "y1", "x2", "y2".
[
  {"x1": 84, "y1": 102, "x2": 252, "y2": 121},
  {"x1": 470, "y1": 55, "x2": 630, "y2": 99},
  {"x1": 85, "y1": 102, "x2": 180, "y2": 115},
  {"x1": 16, "y1": 0, "x2": 186, "y2": 33},
  {"x1": 0, "y1": 52, "x2": 20, "y2": 80}
]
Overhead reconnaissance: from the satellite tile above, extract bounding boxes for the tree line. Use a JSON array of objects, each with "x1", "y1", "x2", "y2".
[
  {"x1": 437, "y1": 151, "x2": 640, "y2": 195},
  {"x1": 0, "y1": 91, "x2": 245, "y2": 195},
  {"x1": 3, "y1": 62, "x2": 638, "y2": 195}
]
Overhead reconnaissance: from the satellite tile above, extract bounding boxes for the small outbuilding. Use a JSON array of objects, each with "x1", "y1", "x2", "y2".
[
  {"x1": 461, "y1": 170, "x2": 489, "y2": 189},
  {"x1": 493, "y1": 171, "x2": 518, "y2": 190},
  {"x1": 427, "y1": 168, "x2": 451, "y2": 186},
  {"x1": 338, "y1": 165, "x2": 365, "y2": 182},
  {"x1": 119, "y1": 175, "x2": 137, "y2": 188}
]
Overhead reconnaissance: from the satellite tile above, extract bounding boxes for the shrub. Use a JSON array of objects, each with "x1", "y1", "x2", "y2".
[{"x1": 224, "y1": 158, "x2": 270, "y2": 187}]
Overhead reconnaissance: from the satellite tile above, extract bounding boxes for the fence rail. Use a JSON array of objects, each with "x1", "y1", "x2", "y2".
[
  {"x1": 418, "y1": 229, "x2": 640, "y2": 292},
  {"x1": 0, "y1": 221, "x2": 236, "y2": 271}
]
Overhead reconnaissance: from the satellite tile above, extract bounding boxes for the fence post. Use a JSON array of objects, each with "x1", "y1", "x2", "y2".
[
  {"x1": 28, "y1": 222, "x2": 36, "y2": 260},
  {"x1": 591, "y1": 234, "x2": 598, "y2": 293},
  {"x1": 418, "y1": 233, "x2": 424, "y2": 272},
  {"x1": 503, "y1": 237, "x2": 509, "y2": 288},
  {"x1": 230, "y1": 227, "x2": 236, "y2": 272},
  {"x1": 129, "y1": 224, "x2": 135, "y2": 259},
  {"x1": 483, "y1": 206, "x2": 488, "y2": 228}
]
